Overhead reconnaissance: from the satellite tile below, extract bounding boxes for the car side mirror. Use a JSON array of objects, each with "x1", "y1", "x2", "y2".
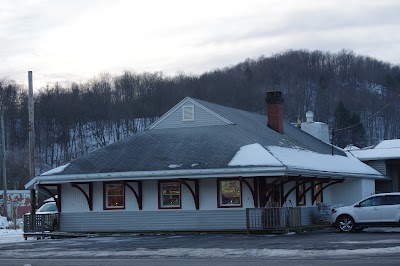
[{"x1": 354, "y1": 204, "x2": 361, "y2": 208}]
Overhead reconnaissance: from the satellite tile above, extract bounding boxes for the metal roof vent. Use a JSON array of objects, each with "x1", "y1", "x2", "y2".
[{"x1": 182, "y1": 105, "x2": 194, "y2": 121}]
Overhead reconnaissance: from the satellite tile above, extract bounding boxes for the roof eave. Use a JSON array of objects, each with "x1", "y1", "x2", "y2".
[
  {"x1": 25, "y1": 166, "x2": 287, "y2": 189},
  {"x1": 285, "y1": 168, "x2": 385, "y2": 179}
]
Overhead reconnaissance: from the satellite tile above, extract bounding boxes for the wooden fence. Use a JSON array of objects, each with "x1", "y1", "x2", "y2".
[
  {"x1": 246, "y1": 207, "x2": 302, "y2": 233},
  {"x1": 23, "y1": 213, "x2": 59, "y2": 233}
]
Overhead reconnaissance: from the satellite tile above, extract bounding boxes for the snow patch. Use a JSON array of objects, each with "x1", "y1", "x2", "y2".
[
  {"x1": 267, "y1": 146, "x2": 382, "y2": 176},
  {"x1": 168, "y1": 164, "x2": 182, "y2": 169},
  {"x1": 228, "y1": 143, "x2": 283, "y2": 167},
  {"x1": 0, "y1": 216, "x2": 13, "y2": 229},
  {"x1": 191, "y1": 163, "x2": 199, "y2": 167},
  {"x1": 0, "y1": 228, "x2": 24, "y2": 244},
  {"x1": 40, "y1": 163, "x2": 70, "y2": 176}
]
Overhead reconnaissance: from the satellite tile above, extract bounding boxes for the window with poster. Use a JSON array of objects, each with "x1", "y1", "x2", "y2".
[{"x1": 218, "y1": 179, "x2": 242, "y2": 208}]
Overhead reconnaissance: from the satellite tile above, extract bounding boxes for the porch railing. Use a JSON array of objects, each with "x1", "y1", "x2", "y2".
[
  {"x1": 246, "y1": 207, "x2": 302, "y2": 233},
  {"x1": 23, "y1": 213, "x2": 60, "y2": 233}
]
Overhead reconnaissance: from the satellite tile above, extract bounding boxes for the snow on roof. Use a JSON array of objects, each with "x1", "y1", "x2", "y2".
[
  {"x1": 168, "y1": 164, "x2": 182, "y2": 168},
  {"x1": 228, "y1": 143, "x2": 283, "y2": 167},
  {"x1": 350, "y1": 139, "x2": 400, "y2": 161},
  {"x1": 344, "y1": 144, "x2": 360, "y2": 151},
  {"x1": 266, "y1": 146, "x2": 382, "y2": 177},
  {"x1": 375, "y1": 139, "x2": 400, "y2": 149},
  {"x1": 40, "y1": 163, "x2": 70, "y2": 176}
]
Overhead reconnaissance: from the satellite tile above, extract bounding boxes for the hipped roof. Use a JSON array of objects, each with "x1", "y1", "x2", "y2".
[{"x1": 25, "y1": 97, "x2": 383, "y2": 188}]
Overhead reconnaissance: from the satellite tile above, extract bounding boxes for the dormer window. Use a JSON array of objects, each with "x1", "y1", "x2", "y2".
[{"x1": 182, "y1": 105, "x2": 194, "y2": 121}]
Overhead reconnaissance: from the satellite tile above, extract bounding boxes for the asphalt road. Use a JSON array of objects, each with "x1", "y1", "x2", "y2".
[{"x1": 2, "y1": 228, "x2": 400, "y2": 265}]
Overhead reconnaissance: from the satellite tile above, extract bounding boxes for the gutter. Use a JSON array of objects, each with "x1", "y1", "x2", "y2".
[
  {"x1": 25, "y1": 166, "x2": 287, "y2": 189},
  {"x1": 285, "y1": 167, "x2": 386, "y2": 180}
]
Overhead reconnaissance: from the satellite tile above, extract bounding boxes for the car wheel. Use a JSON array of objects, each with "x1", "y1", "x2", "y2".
[{"x1": 337, "y1": 215, "x2": 355, "y2": 232}]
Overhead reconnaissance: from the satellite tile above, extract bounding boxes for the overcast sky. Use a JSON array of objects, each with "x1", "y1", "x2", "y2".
[{"x1": 1, "y1": 0, "x2": 400, "y2": 88}]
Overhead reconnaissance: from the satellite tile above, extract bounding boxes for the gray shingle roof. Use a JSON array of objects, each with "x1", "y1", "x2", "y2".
[{"x1": 58, "y1": 97, "x2": 345, "y2": 175}]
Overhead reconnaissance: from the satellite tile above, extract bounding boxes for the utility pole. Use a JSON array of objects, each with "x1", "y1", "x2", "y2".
[
  {"x1": 0, "y1": 108, "x2": 7, "y2": 218},
  {"x1": 28, "y1": 71, "x2": 36, "y2": 215}
]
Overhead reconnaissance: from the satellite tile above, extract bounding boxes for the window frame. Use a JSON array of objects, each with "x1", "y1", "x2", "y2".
[
  {"x1": 217, "y1": 178, "x2": 243, "y2": 208},
  {"x1": 103, "y1": 182, "x2": 125, "y2": 210},
  {"x1": 359, "y1": 196, "x2": 383, "y2": 207},
  {"x1": 297, "y1": 182, "x2": 306, "y2": 206},
  {"x1": 158, "y1": 180, "x2": 182, "y2": 209},
  {"x1": 382, "y1": 195, "x2": 400, "y2": 205},
  {"x1": 182, "y1": 105, "x2": 194, "y2": 121},
  {"x1": 314, "y1": 183, "x2": 323, "y2": 203}
]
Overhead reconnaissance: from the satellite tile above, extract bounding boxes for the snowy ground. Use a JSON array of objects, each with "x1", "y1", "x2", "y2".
[
  {"x1": 0, "y1": 228, "x2": 25, "y2": 244},
  {"x1": 1, "y1": 227, "x2": 400, "y2": 259}
]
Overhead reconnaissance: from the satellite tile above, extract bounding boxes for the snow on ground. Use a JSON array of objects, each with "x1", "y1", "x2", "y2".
[
  {"x1": 1, "y1": 227, "x2": 400, "y2": 257},
  {"x1": 0, "y1": 229, "x2": 25, "y2": 244},
  {"x1": 0, "y1": 216, "x2": 13, "y2": 228},
  {"x1": 3, "y1": 245, "x2": 400, "y2": 258},
  {"x1": 40, "y1": 163, "x2": 70, "y2": 176},
  {"x1": 228, "y1": 143, "x2": 283, "y2": 166}
]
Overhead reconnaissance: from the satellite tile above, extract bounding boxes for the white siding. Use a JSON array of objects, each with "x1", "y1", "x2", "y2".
[
  {"x1": 61, "y1": 183, "x2": 91, "y2": 213},
  {"x1": 60, "y1": 209, "x2": 247, "y2": 232},
  {"x1": 360, "y1": 178, "x2": 375, "y2": 198},
  {"x1": 330, "y1": 178, "x2": 375, "y2": 206},
  {"x1": 365, "y1": 160, "x2": 387, "y2": 175},
  {"x1": 199, "y1": 178, "x2": 216, "y2": 209},
  {"x1": 153, "y1": 99, "x2": 230, "y2": 129},
  {"x1": 61, "y1": 178, "x2": 257, "y2": 214},
  {"x1": 142, "y1": 180, "x2": 158, "y2": 211}
]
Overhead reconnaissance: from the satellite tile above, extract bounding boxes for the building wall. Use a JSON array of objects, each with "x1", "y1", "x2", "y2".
[
  {"x1": 61, "y1": 178, "x2": 256, "y2": 213},
  {"x1": 58, "y1": 177, "x2": 372, "y2": 231},
  {"x1": 330, "y1": 178, "x2": 375, "y2": 206},
  {"x1": 364, "y1": 160, "x2": 387, "y2": 175},
  {"x1": 0, "y1": 190, "x2": 31, "y2": 219},
  {"x1": 60, "y1": 209, "x2": 247, "y2": 232},
  {"x1": 58, "y1": 177, "x2": 287, "y2": 232}
]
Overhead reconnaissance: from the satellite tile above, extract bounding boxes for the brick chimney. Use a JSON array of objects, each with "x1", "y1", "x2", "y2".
[{"x1": 266, "y1": 91, "x2": 284, "y2": 133}]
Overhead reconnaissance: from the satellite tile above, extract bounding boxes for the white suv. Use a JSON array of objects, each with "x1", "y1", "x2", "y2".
[{"x1": 331, "y1": 192, "x2": 400, "y2": 232}]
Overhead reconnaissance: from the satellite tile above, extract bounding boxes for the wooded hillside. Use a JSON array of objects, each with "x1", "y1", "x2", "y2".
[{"x1": 1, "y1": 49, "x2": 399, "y2": 189}]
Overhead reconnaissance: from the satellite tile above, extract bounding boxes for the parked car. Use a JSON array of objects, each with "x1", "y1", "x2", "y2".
[
  {"x1": 331, "y1": 192, "x2": 400, "y2": 232},
  {"x1": 36, "y1": 202, "x2": 58, "y2": 214}
]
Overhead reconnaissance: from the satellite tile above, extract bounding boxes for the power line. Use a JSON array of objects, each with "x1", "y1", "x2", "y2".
[{"x1": 334, "y1": 91, "x2": 400, "y2": 132}]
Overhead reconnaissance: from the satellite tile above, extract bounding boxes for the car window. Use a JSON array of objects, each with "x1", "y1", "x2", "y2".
[
  {"x1": 359, "y1": 196, "x2": 382, "y2": 207},
  {"x1": 37, "y1": 203, "x2": 58, "y2": 212},
  {"x1": 381, "y1": 195, "x2": 400, "y2": 205}
]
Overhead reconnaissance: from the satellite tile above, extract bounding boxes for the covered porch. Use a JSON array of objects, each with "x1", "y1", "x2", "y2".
[{"x1": 24, "y1": 175, "x2": 344, "y2": 234}]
